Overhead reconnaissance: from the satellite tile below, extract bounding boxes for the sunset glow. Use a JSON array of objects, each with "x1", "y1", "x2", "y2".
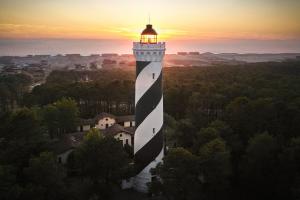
[{"x1": 0, "y1": 0, "x2": 300, "y2": 41}]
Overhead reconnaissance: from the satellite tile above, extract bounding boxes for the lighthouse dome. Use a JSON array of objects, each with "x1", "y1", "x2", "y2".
[
  {"x1": 141, "y1": 24, "x2": 157, "y2": 35},
  {"x1": 140, "y1": 24, "x2": 157, "y2": 44}
]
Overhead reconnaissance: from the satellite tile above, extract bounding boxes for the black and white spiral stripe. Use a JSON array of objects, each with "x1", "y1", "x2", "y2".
[{"x1": 134, "y1": 60, "x2": 164, "y2": 176}]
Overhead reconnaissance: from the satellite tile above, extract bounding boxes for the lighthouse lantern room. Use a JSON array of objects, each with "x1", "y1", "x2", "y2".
[{"x1": 140, "y1": 24, "x2": 157, "y2": 44}]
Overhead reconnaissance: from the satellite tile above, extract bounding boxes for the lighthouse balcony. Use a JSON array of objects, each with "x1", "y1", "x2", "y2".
[
  {"x1": 133, "y1": 42, "x2": 165, "y2": 50},
  {"x1": 133, "y1": 42, "x2": 166, "y2": 62}
]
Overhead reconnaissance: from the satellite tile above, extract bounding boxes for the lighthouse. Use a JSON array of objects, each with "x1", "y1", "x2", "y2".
[{"x1": 133, "y1": 24, "x2": 166, "y2": 192}]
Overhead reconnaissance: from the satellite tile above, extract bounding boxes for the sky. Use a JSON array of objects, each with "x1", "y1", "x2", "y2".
[{"x1": 0, "y1": 0, "x2": 300, "y2": 41}]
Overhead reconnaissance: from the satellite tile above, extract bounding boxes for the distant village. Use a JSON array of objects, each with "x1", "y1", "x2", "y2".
[{"x1": 1, "y1": 52, "x2": 300, "y2": 91}]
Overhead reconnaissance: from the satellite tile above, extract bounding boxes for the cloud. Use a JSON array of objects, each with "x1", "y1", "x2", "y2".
[
  {"x1": 0, "y1": 23, "x2": 72, "y2": 38},
  {"x1": 0, "y1": 23, "x2": 298, "y2": 41},
  {"x1": 0, "y1": 23, "x2": 112, "y2": 39}
]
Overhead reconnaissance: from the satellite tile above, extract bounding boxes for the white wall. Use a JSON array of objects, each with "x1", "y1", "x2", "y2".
[
  {"x1": 77, "y1": 124, "x2": 91, "y2": 132},
  {"x1": 124, "y1": 121, "x2": 131, "y2": 127},
  {"x1": 95, "y1": 117, "x2": 116, "y2": 130},
  {"x1": 115, "y1": 132, "x2": 132, "y2": 146},
  {"x1": 83, "y1": 125, "x2": 91, "y2": 131},
  {"x1": 123, "y1": 120, "x2": 135, "y2": 127}
]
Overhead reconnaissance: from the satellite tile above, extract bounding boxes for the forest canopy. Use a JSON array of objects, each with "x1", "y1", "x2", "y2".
[{"x1": 0, "y1": 61, "x2": 300, "y2": 200}]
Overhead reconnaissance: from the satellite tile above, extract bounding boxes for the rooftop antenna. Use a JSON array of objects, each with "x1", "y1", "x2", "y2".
[{"x1": 148, "y1": 13, "x2": 151, "y2": 24}]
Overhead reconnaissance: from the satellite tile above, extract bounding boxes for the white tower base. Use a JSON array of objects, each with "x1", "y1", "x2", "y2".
[{"x1": 134, "y1": 149, "x2": 164, "y2": 193}]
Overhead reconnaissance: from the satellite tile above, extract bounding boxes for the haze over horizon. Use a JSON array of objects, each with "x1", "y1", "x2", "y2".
[{"x1": 1, "y1": 0, "x2": 300, "y2": 55}]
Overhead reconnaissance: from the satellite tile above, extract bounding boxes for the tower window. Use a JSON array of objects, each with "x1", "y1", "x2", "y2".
[
  {"x1": 152, "y1": 73, "x2": 155, "y2": 79},
  {"x1": 153, "y1": 128, "x2": 155, "y2": 133}
]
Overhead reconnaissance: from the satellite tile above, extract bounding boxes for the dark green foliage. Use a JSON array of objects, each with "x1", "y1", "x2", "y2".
[
  {"x1": 1, "y1": 62, "x2": 300, "y2": 200},
  {"x1": 153, "y1": 148, "x2": 202, "y2": 200},
  {"x1": 0, "y1": 108, "x2": 54, "y2": 200},
  {"x1": 239, "y1": 133, "x2": 281, "y2": 199},
  {"x1": 0, "y1": 108, "x2": 48, "y2": 168},
  {"x1": 164, "y1": 113, "x2": 179, "y2": 148},
  {"x1": 71, "y1": 129, "x2": 132, "y2": 199},
  {"x1": 42, "y1": 97, "x2": 79, "y2": 137},
  {"x1": 0, "y1": 73, "x2": 32, "y2": 113},
  {"x1": 196, "y1": 124, "x2": 231, "y2": 200},
  {"x1": 124, "y1": 143, "x2": 134, "y2": 158},
  {"x1": 22, "y1": 152, "x2": 66, "y2": 200},
  {"x1": 24, "y1": 69, "x2": 135, "y2": 117},
  {"x1": 0, "y1": 165, "x2": 20, "y2": 200}
]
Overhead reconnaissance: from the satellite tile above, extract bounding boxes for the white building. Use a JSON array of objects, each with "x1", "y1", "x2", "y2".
[
  {"x1": 102, "y1": 124, "x2": 134, "y2": 146},
  {"x1": 94, "y1": 112, "x2": 116, "y2": 130},
  {"x1": 57, "y1": 112, "x2": 136, "y2": 164},
  {"x1": 77, "y1": 112, "x2": 135, "y2": 131}
]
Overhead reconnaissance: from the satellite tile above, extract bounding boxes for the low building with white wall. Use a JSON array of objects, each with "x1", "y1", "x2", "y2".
[
  {"x1": 54, "y1": 123, "x2": 135, "y2": 165},
  {"x1": 52, "y1": 132, "x2": 85, "y2": 164},
  {"x1": 116, "y1": 115, "x2": 135, "y2": 128},
  {"x1": 102, "y1": 124, "x2": 134, "y2": 147},
  {"x1": 76, "y1": 112, "x2": 135, "y2": 132},
  {"x1": 94, "y1": 112, "x2": 116, "y2": 129}
]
